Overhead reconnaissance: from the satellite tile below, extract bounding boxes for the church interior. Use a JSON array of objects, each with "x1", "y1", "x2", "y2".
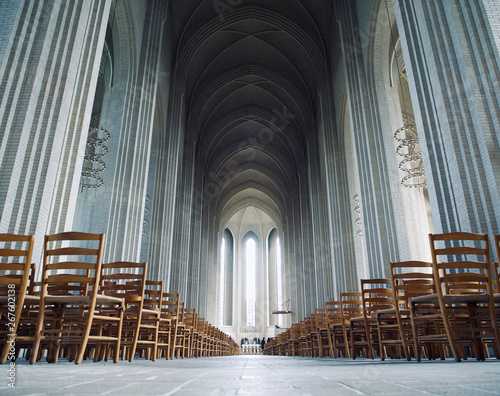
[{"x1": 0, "y1": 0, "x2": 500, "y2": 393}]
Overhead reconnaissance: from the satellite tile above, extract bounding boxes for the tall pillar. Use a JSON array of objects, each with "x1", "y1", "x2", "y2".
[
  {"x1": 393, "y1": 0, "x2": 500, "y2": 235},
  {"x1": 148, "y1": 83, "x2": 184, "y2": 286},
  {"x1": 105, "y1": 0, "x2": 167, "y2": 263},
  {"x1": 317, "y1": 87, "x2": 358, "y2": 296},
  {"x1": 336, "y1": 0, "x2": 400, "y2": 278},
  {"x1": 0, "y1": 0, "x2": 111, "y2": 268}
]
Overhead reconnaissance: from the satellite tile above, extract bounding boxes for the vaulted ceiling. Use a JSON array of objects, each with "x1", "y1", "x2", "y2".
[{"x1": 170, "y1": 0, "x2": 334, "y2": 228}]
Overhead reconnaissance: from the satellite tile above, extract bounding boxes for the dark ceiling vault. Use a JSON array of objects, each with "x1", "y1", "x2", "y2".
[{"x1": 170, "y1": 0, "x2": 333, "y2": 222}]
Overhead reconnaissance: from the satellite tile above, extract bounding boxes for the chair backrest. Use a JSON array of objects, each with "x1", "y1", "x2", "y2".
[
  {"x1": 0, "y1": 234, "x2": 34, "y2": 296},
  {"x1": 300, "y1": 317, "x2": 312, "y2": 337},
  {"x1": 314, "y1": 308, "x2": 328, "y2": 331},
  {"x1": 41, "y1": 232, "x2": 105, "y2": 298},
  {"x1": 324, "y1": 300, "x2": 342, "y2": 326},
  {"x1": 143, "y1": 280, "x2": 163, "y2": 312},
  {"x1": 390, "y1": 261, "x2": 435, "y2": 309},
  {"x1": 290, "y1": 323, "x2": 301, "y2": 339},
  {"x1": 208, "y1": 324, "x2": 215, "y2": 338},
  {"x1": 494, "y1": 234, "x2": 500, "y2": 292},
  {"x1": 360, "y1": 278, "x2": 394, "y2": 318},
  {"x1": 340, "y1": 292, "x2": 363, "y2": 322},
  {"x1": 27, "y1": 262, "x2": 37, "y2": 295},
  {"x1": 196, "y1": 318, "x2": 206, "y2": 335},
  {"x1": 0, "y1": 234, "x2": 35, "y2": 322},
  {"x1": 161, "y1": 292, "x2": 180, "y2": 321},
  {"x1": 100, "y1": 261, "x2": 147, "y2": 309},
  {"x1": 429, "y1": 232, "x2": 494, "y2": 297},
  {"x1": 179, "y1": 301, "x2": 185, "y2": 323},
  {"x1": 183, "y1": 307, "x2": 197, "y2": 328}
]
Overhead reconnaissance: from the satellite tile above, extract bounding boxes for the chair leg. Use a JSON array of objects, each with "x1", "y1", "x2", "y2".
[
  {"x1": 75, "y1": 307, "x2": 97, "y2": 364},
  {"x1": 30, "y1": 302, "x2": 47, "y2": 364},
  {"x1": 440, "y1": 309, "x2": 461, "y2": 362}
]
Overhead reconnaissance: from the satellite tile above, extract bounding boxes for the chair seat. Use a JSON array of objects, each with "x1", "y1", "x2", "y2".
[
  {"x1": 125, "y1": 307, "x2": 160, "y2": 316},
  {"x1": 43, "y1": 293, "x2": 124, "y2": 305},
  {"x1": 443, "y1": 293, "x2": 490, "y2": 304},
  {"x1": 23, "y1": 294, "x2": 41, "y2": 305},
  {"x1": 350, "y1": 316, "x2": 366, "y2": 323},
  {"x1": 44, "y1": 295, "x2": 92, "y2": 305},
  {"x1": 0, "y1": 294, "x2": 40, "y2": 305},
  {"x1": 96, "y1": 294, "x2": 125, "y2": 304},
  {"x1": 411, "y1": 292, "x2": 490, "y2": 305},
  {"x1": 376, "y1": 308, "x2": 396, "y2": 315},
  {"x1": 141, "y1": 308, "x2": 160, "y2": 316},
  {"x1": 411, "y1": 293, "x2": 439, "y2": 304}
]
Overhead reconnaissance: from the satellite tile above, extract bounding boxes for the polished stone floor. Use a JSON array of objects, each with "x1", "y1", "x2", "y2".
[{"x1": 4, "y1": 355, "x2": 500, "y2": 395}]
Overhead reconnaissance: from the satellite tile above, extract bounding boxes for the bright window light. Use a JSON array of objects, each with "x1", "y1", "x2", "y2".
[
  {"x1": 219, "y1": 237, "x2": 226, "y2": 325},
  {"x1": 246, "y1": 238, "x2": 256, "y2": 327},
  {"x1": 276, "y1": 236, "x2": 282, "y2": 327}
]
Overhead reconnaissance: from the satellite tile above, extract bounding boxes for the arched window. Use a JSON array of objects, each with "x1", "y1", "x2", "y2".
[
  {"x1": 219, "y1": 229, "x2": 233, "y2": 326},
  {"x1": 244, "y1": 234, "x2": 257, "y2": 327},
  {"x1": 219, "y1": 236, "x2": 226, "y2": 325},
  {"x1": 276, "y1": 236, "x2": 283, "y2": 326},
  {"x1": 268, "y1": 228, "x2": 284, "y2": 326}
]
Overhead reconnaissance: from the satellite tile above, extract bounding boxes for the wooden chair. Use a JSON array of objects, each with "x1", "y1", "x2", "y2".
[
  {"x1": 99, "y1": 261, "x2": 147, "y2": 362},
  {"x1": 196, "y1": 318, "x2": 209, "y2": 357},
  {"x1": 379, "y1": 261, "x2": 435, "y2": 361},
  {"x1": 157, "y1": 292, "x2": 180, "y2": 360},
  {"x1": 277, "y1": 329, "x2": 288, "y2": 356},
  {"x1": 206, "y1": 324, "x2": 216, "y2": 356},
  {"x1": 182, "y1": 307, "x2": 197, "y2": 358},
  {"x1": 170, "y1": 301, "x2": 189, "y2": 359},
  {"x1": 494, "y1": 235, "x2": 500, "y2": 292},
  {"x1": 190, "y1": 316, "x2": 201, "y2": 356},
  {"x1": 203, "y1": 322, "x2": 212, "y2": 357},
  {"x1": 220, "y1": 332, "x2": 230, "y2": 356},
  {"x1": 299, "y1": 317, "x2": 312, "y2": 356},
  {"x1": 350, "y1": 279, "x2": 394, "y2": 359},
  {"x1": 286, "y1": 323, "x2": 301, "y2": 356},
  {"x1": 0, "y1": 234, "x2": 35, "y2": 363},
  {"x1": 228, "y1": 337, "x2": 239, "y2": 355},
  {"x1": 309, "y1": 314, "x2": 321, "y2": 357},
  {"x1": 324, "y1": 300, "x2": 346, "y2": 357},
  {"x1": 212, "y1": 325, "x2": 221, "y2": 357},
  {"x1": 412, "y1": 232, "x2": 500, "y2": 361},
  {"x1": 30, "y1": 232, "x2": 124, "y2": 364},
  {"x1": 276, "y1": 331, "x2": 288, "y2": 355},
  {"x1": 135, "y1": 280, "x2": 163, "y2": 361},
  {"x1": 493, "y1": 235, "x2": 500, "y2": 317},
  {"x1": 211, "y1": 327, "x2": 221, "y2": 356},
  {"x1": 340, "y1": 292, "x2": 363, "y2": 359},
  {"x1": 313, "y1": 308, "x2": 330, "y2": 357},
  {"x1": 10, "y1": 263, "x2": 40, "y2": 361},
  {"x1": 263, "y1": 337, "x2": 275, "y2": 355},
  {"x1": 187, "y1": 310, "x2": 201, "y2": 357}
]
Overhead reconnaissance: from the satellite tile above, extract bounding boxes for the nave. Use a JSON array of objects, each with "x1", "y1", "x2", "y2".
[
  {"x1": 10, "y1": 355, "x2": 500, "y2": 395},
  {"x1": 1, "y1": 2, "x2": 500, "y2": 392}
]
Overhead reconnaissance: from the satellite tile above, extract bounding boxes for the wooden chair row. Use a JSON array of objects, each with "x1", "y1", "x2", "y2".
[
  {"x1": 0, "y1": 232, "x2": 237, "y2": 364},
  {"x1": 265, "y1": 232, "x2": 500, "y2": 362}
]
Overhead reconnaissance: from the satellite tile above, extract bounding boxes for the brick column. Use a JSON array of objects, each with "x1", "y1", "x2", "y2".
[
  {"x1": 393, "y1": 0, "x2": 500, "y2": 235},
  {"x1": 0, "y1": 0, "x2": 111, "y2": 269}
]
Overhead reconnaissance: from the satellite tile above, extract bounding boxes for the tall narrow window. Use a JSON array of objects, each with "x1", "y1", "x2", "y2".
[
  {"x1": 219, "y1": 229, "x2": 234, "y2": 326},
  {"x1": 276, "y1": 236, "x2": 283, "y2": 327},
  {"x1": 246, "y1": 238, "x2": 256, "y2": 327},
  {"x1": 219, "y1": 237, "x2": 226, "y2": 325}
]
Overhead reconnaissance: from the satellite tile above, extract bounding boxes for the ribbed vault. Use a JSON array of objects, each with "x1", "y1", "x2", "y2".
[{"x1": 175, "y1": 1, "x2": 328, "y2": 218}]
